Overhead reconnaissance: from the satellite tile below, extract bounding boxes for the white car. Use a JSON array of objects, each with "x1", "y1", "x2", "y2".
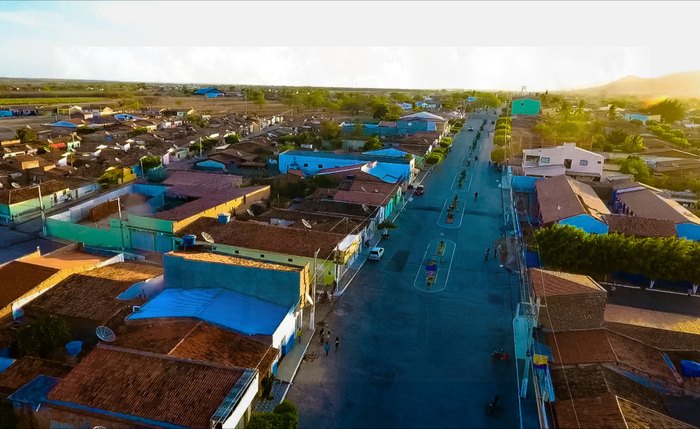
[{"x1": 368, "y1": 247, "x2": 385, "y2": 261}]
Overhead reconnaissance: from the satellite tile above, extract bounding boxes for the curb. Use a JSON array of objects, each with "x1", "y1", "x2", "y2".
[{"x1": 279, "y1": 327, "x2": 316, "y2": 402}]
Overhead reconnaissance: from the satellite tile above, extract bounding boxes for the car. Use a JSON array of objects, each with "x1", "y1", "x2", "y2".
[
  {"x1": 368, "y1": 247, "x2": 385, "y2": 261},
  {"x1": 415, "y1": 184, "x2": 425, "y2": 195},
  {"x1": 468, "y1": 127, "x2": 474, "y2": 132}
]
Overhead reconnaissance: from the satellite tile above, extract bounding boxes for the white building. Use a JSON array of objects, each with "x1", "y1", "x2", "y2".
[{"x1": 522, "y1": 142, "x2": 604, "y2": 181}]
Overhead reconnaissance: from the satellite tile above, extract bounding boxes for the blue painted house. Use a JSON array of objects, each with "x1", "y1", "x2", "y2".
[
  {"x1": 194, "y1": 87, "x2": 225, "y2": 98},
  {"x1": 535, "y1": 175, "x2": 610, "y2": 234},
  {"x1": 279, "y1": 150, "x2": 415, "y2": 183},
  {"x1": 341, "y1": 111, "x2": 446, "y2": 137}
]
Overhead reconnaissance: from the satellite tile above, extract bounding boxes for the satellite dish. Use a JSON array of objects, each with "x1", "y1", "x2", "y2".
[
  {"x1": 11, "y1": 182, "x2": 20, "y2": 189},
  {"x1": 85, "y1": 164, "x2": 90, "y2": 168},
  {"x1": 301, "y1": 219, "x2": 312, "y2": 229},
  {"x1": 201, "y1": 232, "x2": 215, "y2": 244},
  {"x1": 362, "y1": 204, "x2": 370, "y2": 213},
  {"x1": 246, "y1": 208, "x2": 255, "y2": 217},
  {"x1": 360, "y1": 186, "x2": 367, "y2": 192},
  {"x1": 0, "y1": 183, "x2": 3, "y2": 189},
  {"x1": 95, "y1": 326, "x2": 116, "y2": 342}
]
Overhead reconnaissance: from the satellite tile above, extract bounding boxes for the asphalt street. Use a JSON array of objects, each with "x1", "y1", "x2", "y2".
[{"x1": 287, "y1": 114, "x2": 523, "y2": 429}]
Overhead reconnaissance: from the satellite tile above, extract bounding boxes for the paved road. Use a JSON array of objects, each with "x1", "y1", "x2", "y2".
[{"x1": 287, "y1": 116, "x2": 522, "y2": 429}]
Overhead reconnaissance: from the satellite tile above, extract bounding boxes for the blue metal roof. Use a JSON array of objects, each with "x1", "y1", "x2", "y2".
[
  {"x1": 363, "y1": 148, "x2": 408, "y2": 158},
  {"x1": 194, "y1": 87, "x2": 223, "y2": 95},
  {"x1": 0, "y1": 357, "x2": 15, "y2": 373},
  {"x1": 8, "y1": 375, "x2": 59, "y2": 407},
  {"x1": 127, "y1": 288, "x2": 292, "y2": 336}
]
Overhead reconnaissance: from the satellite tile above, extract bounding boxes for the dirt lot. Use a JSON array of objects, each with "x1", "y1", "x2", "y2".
[{"x1": 143, "y1": 97, "x2": 291, "y2": 116}]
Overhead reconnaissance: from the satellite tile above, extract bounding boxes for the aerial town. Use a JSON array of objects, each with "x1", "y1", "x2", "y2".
[{"x1": 1, "y1": 2, "x2": 700, "y2": 429}]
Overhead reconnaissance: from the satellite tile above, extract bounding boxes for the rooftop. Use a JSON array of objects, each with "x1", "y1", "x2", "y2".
[
  {"x1": 0, "y1": 180, "x2": 69, "y2": 205},
  {"x1": 0, "y1": 357, "x2": 72, "y2": 395},
  {"x1": 530, "y1": 268, "x2": 606, "y2": 297},
  {"x1": 604, "y1": 304, "x2": 700, "y2": 336},
  {"x1": 169, "y1": 250, "x2": 303, "y2": 272},
  {"x1": 114, "y1": 319, "x2": 277, "y2": 371},
  {"x1": 615, "y1": 186, "x2": 700, "y2": 225},
  {"x1": 127, "y1": 287, "x2": 291, "y2": 336},
  {"x1": 154, "y1": 185, "x2": 268, "y2": 221},
  {"x1": 18, "y1": 248, "x2": 107, "y2": 270},
  {"x1": 536, "y1": 175, "x2": 611, "y2": 224},
  {"x1": 545, "y1": 329, "x2": 616, "y2": 365},
  {"x1": 604, "y1": 214, "x2": 678, "y2": 237},
  {"x1": 0, "y1": 262, "x2": 60, "y2": 310},
  {"x1": 47, "y1": 346, "x2": 249, "y2": 429},
  {"x1": 179, "y1": 218, "x2": 346, "y2": 259},
  {"x1": 281, "y1": 150, "x2": 412, "y2": 165},
  {"x1": 24, "y1": 262, "x2": 162, "y2": 323},
  {"x1": 161, "y1": 170, "x2": 243, "y2": 189},
  {"x1": 398, "y1": 111, "x2": 446, "y2": 122}
]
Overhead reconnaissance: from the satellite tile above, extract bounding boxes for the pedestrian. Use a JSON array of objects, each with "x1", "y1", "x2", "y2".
[
  {"x1": 319, "y1": 327, "x2": 325, "y2": 344},
  {"x1": 474, "y1": 192, "x2": 479, "y2": 201},
  {"x1": 484, "y1": 247, "x2": 490, "y2": 261},
  {"x1": 335, "y1": 336, "x2": 339, "y2": 352},
  {"x1": 324, "y1": 341, "x2": 330, "y2": 356}
]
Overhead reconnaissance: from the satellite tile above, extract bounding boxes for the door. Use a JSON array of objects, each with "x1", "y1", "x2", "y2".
[
  {"x1": 155, "y1": 234, "x2": 174, "y2": 252},
  {"x1": 564, "y1": 159, "x2": 572, "y2": 169},
  {"x1": 130, "y1": 230, "x2": 155, "y2": 252}
]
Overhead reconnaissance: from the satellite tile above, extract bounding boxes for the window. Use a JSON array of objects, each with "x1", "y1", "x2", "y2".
[
  {"x1": 234, "y1": 250, "x2": 239, "y2": 254},
  {"x1": 260, "y1": 254, "x2": 265, "y2": 258},
  {"x1": 303, "y1": 163, "x2": 308, "y2": 167},
  {"x1": 579, "y1": 159, "x2": 589, "y2": 166},
  {"x1": 288, "y1": 258, "x2": 293, "y2": 262},
  {"x1": 540, "y1": 157, "x2": 550, "y2": 164},
  {"x1": 318, "y1": 164, "x2": 323, "y2": 168}
]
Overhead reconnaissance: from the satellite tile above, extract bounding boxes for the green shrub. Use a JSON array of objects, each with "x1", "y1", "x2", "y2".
[
  {"x1": 426, "y1": 153, "x2": 443, "y2": 164},
  {"x1": 17, "y1": 315, "x2": 70, "y2": 358}
]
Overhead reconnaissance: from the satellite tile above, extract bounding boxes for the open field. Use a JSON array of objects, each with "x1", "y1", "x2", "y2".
[{"x1": 0, "y1": 97, "x2": 107, "y2": 106}]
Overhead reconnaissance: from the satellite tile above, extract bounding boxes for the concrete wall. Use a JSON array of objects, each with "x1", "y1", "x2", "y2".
[
  {"x1": 537, "y1": 292, "x2": 607, "y2": 331},
  {"x1": 163, "y1": 253, "x2": 306, "y2": 308},
  {"x1": 272, "y1": 310, "x2": 298, "y2": 353},
  {"x1": 222, "y1": 373, "x2": 259, "y2": 429},
  {"x1": 522, "y1": 143, "x2": 604, "y2": 176}
]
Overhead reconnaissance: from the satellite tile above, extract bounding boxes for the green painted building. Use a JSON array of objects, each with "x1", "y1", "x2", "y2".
[{"x1": 511, "y1": 98, "x2": 542, "y2": 116}]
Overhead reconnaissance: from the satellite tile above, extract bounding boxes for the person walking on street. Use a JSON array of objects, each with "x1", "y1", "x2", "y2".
[
  {"x1": 474, "y1": 192, "x2": 479, "y2": 201},
  {"x1": 484, "y1": 247, "x2": 490, "y2": 261},
  {"x1": 324, "y1": 341, "x2": 331, "y2": 356},
  {"x1": 335, "y1": 336, "x2": 340, "y2": 352},
  {"x1": 319, "y1": 327, "x2": 325, "y2": 344}
]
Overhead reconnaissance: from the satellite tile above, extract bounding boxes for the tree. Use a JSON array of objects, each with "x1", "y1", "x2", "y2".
[
  {"x1": 619, "y1": 156, "x2": 652, "y2": 183},
  {"x1": 621, "y1": 135, "x2": 645, "y2": 153},
  {"x1": 319, "y1": 120, "x2": 341, "y2": 140},
  {"x1": 140, "y1": 155, "x2": 162, "y2": 171},
  {"x1": 15, "y1": 127, "x2": 38, "y2": 143},
  {"x1": 490, "y1": 146, "x2": 506, "y2": 163},
  {"x1": 607, "y1": 104, "x2": 618, "y2": 120},
  {"x1": 224, "y1": 134, "x2": 240, "y2": 144},
  {"x1": 363, "y1": 136, "x2": 383, "y2": 151},
  {"x1": 372, "y1": 103, "x2": 389, "y2": 120},
  {"x1": 255, "y1": 91, "x2": 267, "y2": 110},
  {"x1": 606, "y1": 129, "x2": 629, "y2": 147},
  {"x1": 247, "y1": 400, "x2": 298, "y2": 429},
  {"x1": 647, "y1": 98, "x2": 685, "y2": 123},
  {"x1": 16, "y1": 315, "x2": 70, "y2": 358},
  {"x1": 377, "y1": 220, "x2": 397, "y2": 235}
]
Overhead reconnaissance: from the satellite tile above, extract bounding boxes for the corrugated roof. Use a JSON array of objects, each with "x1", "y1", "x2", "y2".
[
  {"x1": 616, "y1": 188, "x2": 700, "y2": 225},
  {"x1": 47, "y1": 346, "x2": 246, "y2": 429},
  {"x1": 536, "y1": 175, "x2": 610, "y2": 224},
  {"x1": 530, "y1": 268, "x2": 606, "y2": 297},
  {"x1": 604, "y1": 214, "x2": 678, "y2": 237},
  {"x1": 604, "y1": 304, "x2": 700, "y2": 336}
]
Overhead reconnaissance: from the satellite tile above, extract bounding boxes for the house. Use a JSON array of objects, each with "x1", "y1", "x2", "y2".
[
  {"x1": 522, "y1": 143, "x2": 605, "y2": 180},
  {"x1": 9, "y1": 346, "x2": 258, "y2": 429},
  {"x1": 623, "y1": 113, "x2": 661, "y2": 124},
  {"x1": 0, "y1": 357, "x2": 72, "y2": 398},
  {"x1": 194, "y1": 87, "x2": 226, "y2": 98},
  {"x1": 530, "y1": 268, "x2": 607, "y2": 331},
  {"x1": 178, "y1": 218, "x2": 360, "y2": 288},
  {"x1": 535, "y1": 175, "x2": 611, "y2": 233},
  {"x1": 46, "y1": 178, "x2": 269, "y2": 253},
  {"x1": 0, "y1": 180, "x2": 72, "y2": 224},
  {"x1": 603, "y1": 214, "x2": 678, "y2": 238},
  {"x1": 400, "y1": 102, "x2": 412, "y2": 110},
  {"x1": 511, "y1": 97, "x2": 542, "y2": 116},
  {"x1": 0, "y1": 246, "x2": 110, "y2": 320},
  {"x1": 278, "y1": 150, "x2": 415, "y2": 184},
  {"x1": 611, "y1": 182, "x2": 700, "y2": 240},
  {"x1": 127, "y1": 251, "x2": 305, "y2": 356},
  {"x1": 397, "y1": 111, "x2": 449, "y2": 135},
  {"x1": 23, "y1": 261, "x2": 162, "y2": 339},
  {"x1": 604, "y1": 304, "x2": 700, "y2": 350}
]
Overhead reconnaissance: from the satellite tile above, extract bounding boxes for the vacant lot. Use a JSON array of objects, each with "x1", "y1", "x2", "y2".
[{"x1": 0, "y1": 97, "x2": 107, "y2": 106}]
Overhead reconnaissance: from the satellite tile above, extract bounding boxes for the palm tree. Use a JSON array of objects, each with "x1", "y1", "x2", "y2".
[
  {"x1": 607, "y1": 104, "x2": 618, "y2": 120},
  {"x1": 574, "y1": 100, "x2": 586, "y2": 116}
]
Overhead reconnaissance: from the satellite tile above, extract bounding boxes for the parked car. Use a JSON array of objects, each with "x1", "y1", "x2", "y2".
[
  {"x1": 368, "y1": 247, "x2": 385, "y2": 261},
  {"x1": 415, "y1": 185, "x2": 425, "y2": 195},
  {"x1": 468, "y1": 127, "x2": 474, "y2": 132}
]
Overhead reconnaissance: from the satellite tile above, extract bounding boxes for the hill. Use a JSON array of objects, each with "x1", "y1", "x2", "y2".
[{"x1": 570, "y1": 71, "x2": 700, "y2": 99}]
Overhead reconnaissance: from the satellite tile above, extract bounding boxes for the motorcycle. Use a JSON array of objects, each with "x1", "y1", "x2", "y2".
[
  {"x1": 492, "y1": 348, "x2": 509, "y2": 362},
  {"x1": 485, "y1": 395, "x2": 500, "y2": 416}
]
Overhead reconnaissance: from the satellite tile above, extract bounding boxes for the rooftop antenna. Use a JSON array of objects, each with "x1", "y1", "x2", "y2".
[
  {"x1": 95, "y1": 326, "x2": 116, "y2": 343},
  {"x1": 301, "y1": 218, "x2": 313, "y2": 230},
  {"x1": 246, "y1": 208, "x2": 255, "y2": 217},
  {"x1": 11, "y1": 182, "x2": 20, "y2": 189},
  {"x1": 201, "y1": 231, "x2": 215, "y2": 250}
]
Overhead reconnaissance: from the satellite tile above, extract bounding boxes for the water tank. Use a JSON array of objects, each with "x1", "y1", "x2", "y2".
[
  {"x1": 182, "y1": 234, "x2": 197, "y2": 247},
  {"x1": 217, "y1": 213, "x2": 231, "y2": 224}
]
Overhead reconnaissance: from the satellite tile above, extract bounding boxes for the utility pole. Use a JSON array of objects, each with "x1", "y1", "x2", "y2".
[
  {"x1": 36, "y1": 184, "x2": 47, "y2": 236},
  {"x1": 310, "y1": 248, "x2": 320, "y2": 329}
]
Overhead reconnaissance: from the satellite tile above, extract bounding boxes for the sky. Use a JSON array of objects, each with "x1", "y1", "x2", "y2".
[{"x1": 1, "y1": 1, "x2": 699, "y2": 91}]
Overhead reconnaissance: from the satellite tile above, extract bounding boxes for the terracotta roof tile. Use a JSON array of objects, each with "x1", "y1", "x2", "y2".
[
  {"x1": 47, "y1": 346, "x2": 247, "y2": 429},
  {"x1": 25, "y1": 262, "x2": 162, "y2": 324},
  {"x1": 0, "y1": 357, "x2": 72, "y2": 395},
  {"x1": 0, "y1": 262, "x2": 60, "y2": 309},
  {"x1": 545, "y1": 330, "x2": 616, "y2": 365},
  {"x1": 536, "y1": 175, "x2": 610, "y2": 224},
  {"x1": 179, "y1": 218, "x2": 346, "y2": 259},
  {"x1": 619, "y1": 397, "x2": 698, "y2": 429},
  {"x1": 604, "y1": 304, "x2": 700, "y2": 336},
  {"x1": 554, "y1": 394, "x2": 627, "y2": 429},
  {"x1": 530, "y1": 268, "x2": 607, "y2": 297},
  {"x1": 604, "y1": 214, "x2": 678, "y2": 237}
]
